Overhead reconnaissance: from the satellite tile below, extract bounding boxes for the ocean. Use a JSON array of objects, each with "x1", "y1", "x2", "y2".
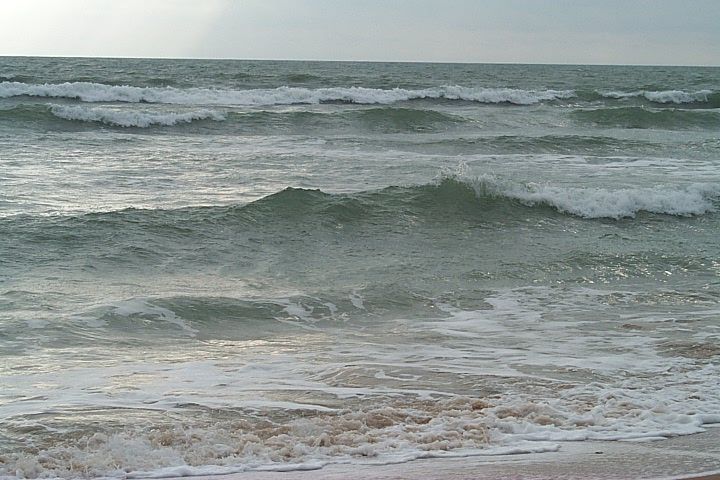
[{"x1": 0, "y1": 57, "x2": 719, "y2": 478}]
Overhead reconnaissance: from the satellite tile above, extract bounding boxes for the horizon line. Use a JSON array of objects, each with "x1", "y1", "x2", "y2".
[{"x1": 1, "y1": 54, "x2": 718, "y2": 68}]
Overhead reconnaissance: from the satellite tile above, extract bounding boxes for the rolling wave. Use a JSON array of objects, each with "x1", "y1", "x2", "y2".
[
  {"x1": 478, "y1": 177, "x2": 719, "y2": 218},
  {"x1": 50, "y1": 105, "x2": 226, "y2": 127},
  {"x1": 4, "y1": 178, "x2": 717, "y2": 230},
  {"x1": 329, "y1": 176, "x2": 720, "y2": 219},
  {"x1": 2, "y1": 177, "x2": 718, "y2": 304},
  {"x1": 0, "y1": 81, "x2": 575, "y2": 105},
  {"x1": 0, "y1": 104, "x2": 226, "y2": 128},
  {"x1": 413, "y1": 134, "x2": 671, "y2": 156},
  {"x1": 572, "y1": 106, "x2": 720, "y2": 130},
  {"x1": 229, "y1": 107, "x2": 468, "y2": 133},
  {"x1": 599, "y1": 89, "x2": 719, "y2": 106},
  {"x1": 0, "y1": 103, "x2": 465, "y2": 131}
]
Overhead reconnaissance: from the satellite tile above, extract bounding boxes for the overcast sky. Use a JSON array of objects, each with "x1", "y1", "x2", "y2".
[{"x1": 2, "y1": 0, "x2": 719, "y2": 65}]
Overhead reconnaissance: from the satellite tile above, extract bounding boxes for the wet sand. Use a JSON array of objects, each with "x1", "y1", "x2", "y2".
[{"x1": 160, "y1": 427, "x2": 720, "y2": 480}]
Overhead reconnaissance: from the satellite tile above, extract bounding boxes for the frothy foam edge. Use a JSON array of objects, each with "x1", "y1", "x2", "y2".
[
  {"x1": 464, "y1": 175, "x2": 720, "y2": 218},
  {"x1": 599, "y1": 89, "x2": 714, "y2": 104},
  {"x1": 49, "y1": 104, "x2": 226, "y2": 127},
  {"x1": 4, "y1": 287, "x2": 720, "y2": 478},
  {"x1": 0, "y1": 81, "x2": 575, "y2": 105}
]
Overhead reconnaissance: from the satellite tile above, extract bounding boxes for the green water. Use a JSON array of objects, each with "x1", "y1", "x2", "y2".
[{"x1": 0, "y1": 58, "x2": 719, "y2": 478}]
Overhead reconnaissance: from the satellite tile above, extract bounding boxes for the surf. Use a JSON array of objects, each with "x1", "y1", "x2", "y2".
[{"x1": 0, "y1": 81, "x2": 576, "y2": 105}]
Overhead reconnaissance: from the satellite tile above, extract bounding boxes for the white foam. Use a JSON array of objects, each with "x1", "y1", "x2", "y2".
[
  {"x1": 468, "y1": 175, "x2": 720, "y2": 218},
  {"x1": 4, "y1": 287, "x2": 720, "y2": 478},
  {"x1": 415, "y1": 287, "x2": 720, "y2": 439},
  {"x1": 600, "y1": 89, "x2": 714, "y2": 104},
  {"x1": 0, "y1": 81, "x2": 575, "y2": 106},
  {"x1": 5, "y1": 286, "x2": 720, "y2": 478},
  {"x1": 0, "y1": 395, "x2": 560, "y2": 479},
  {"x1": 49, "y1": 104, "x2": 225, "y2": 127}
]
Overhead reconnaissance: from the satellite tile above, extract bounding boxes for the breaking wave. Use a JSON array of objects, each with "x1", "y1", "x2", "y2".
[
  {"x1": 5, "y1": 178, "x2": 717, "y2": 229},
  {"x1": 0, "y1": 104, "x2": 465, "y2": 131},
  {"x1": 471, "y1": 177, "x2": 720, "y2": 218},
  {"x1": 599, "y1": 89, "x2": 720, "y2": 106},
  {"x1": 49, "y1": 105, "x2": 226, "y2": 127},
  {"x1": 0, "y1": 104, "x2": 226, "y2": 128},
  {"x1": 232, "y1": 176, "x2": 719, "y2": 221},
  {"x1": 0, "y1": 81, "x2": 575, "y2": 105},
  {"x1": 2, "y1": 345, "x2": 717, "y2": 479}
]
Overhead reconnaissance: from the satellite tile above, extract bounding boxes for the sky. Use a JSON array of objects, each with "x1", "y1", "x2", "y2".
[{"x1": 1, "y1": 0, "x2": 719, "y2": 66}]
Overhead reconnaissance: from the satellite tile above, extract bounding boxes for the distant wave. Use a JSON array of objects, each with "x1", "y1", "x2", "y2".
[
  {"x1": 334, "y1": 107, "x2": 467, "y2": 132},
  {"x1": 282, "y1": 72, "x2": 324, "y2": 83},
  {"x1": 599, "y1": 89, "x2": 719, "y2": 106},
  {"x1": 0, "y1": 104, "x2": 466, "y2": 131},
  {"x1": 232, "y1": 106, "x2": 467, "y2": 125},
  {"x1": 573, "y1": 106, "x2": 720, "y2": 130},
  {"x1": 3, "y1": 82, "x2": 717, "y2": 108},
  {"x1": 0, "y1": 104, "x2": 226, "y2": 128},
  {"x1": 0, "y1": 81, "x2": 575, "y2": 105}
]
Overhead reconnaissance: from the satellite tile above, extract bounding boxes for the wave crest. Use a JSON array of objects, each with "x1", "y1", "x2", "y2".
[
  {"x1": 5, "y1": 178, "x2": 717, "y2": 225},
  {"x1": 248, "y1": 177, "x2": 720, "y2": 221},
  {"x1": 0, "y1": 81, "x2": 575, "y2": 106},
  {"x1": 49, "y1": 105, "x2": 226, "y2": 127},
  {"x1": 476, "y1": 177, "x2": 719, "y2": 219},
  {"x1": 600, "y1": 89, "x2": 718, "y2": 105}
]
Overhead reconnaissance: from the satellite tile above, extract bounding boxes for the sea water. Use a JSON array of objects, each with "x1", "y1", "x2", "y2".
[{"x1": 0, "y1": 58, "x2": 719, "y2": 478}]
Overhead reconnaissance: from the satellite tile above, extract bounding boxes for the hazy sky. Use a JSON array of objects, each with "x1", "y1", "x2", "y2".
[{"x1": 2, "y1": 0, "x2": 719, "y2": 65}]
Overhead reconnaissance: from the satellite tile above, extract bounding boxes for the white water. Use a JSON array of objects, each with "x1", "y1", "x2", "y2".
[
  {"x1": 600, "y1": 89, "x2": 714, "y2": 104},
  {"x1": 50, "y1": 104, "x2": 226, "y2": 127},
  {"x1": 0, "y1": 81, "x2": 575, "y2": 105},
  {"x1": 3, "y1": 287, "x2": 720, "y2": 478},
  {"x1": 466, "y1": 175, "x2": 720, "y2": 218}
]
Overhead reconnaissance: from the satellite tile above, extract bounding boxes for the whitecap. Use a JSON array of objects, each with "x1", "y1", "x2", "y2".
[
  {"x1": 49, "y1": 104, "x2": 225, "y2": 127},
  {"x1": 0, "y1": 81, "x2": 575, "y2": 106}
]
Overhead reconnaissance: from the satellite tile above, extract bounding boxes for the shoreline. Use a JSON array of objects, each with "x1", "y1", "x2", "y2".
[{"x1": 158, "y1": 428, "x2": 720, "y2": 480}]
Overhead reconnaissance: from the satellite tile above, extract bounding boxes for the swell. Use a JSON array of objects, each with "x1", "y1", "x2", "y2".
[
  {"x1": 231, "y1": 107, "x2": 468, "y2": 133},
  {"x1": 1, "y1": 290, "x2": 412, "y2": 343},
  {"x1": 2, "y1": 178, "x2": 719, "y2": 339},
  {"x1": 3, "y1": 177, "x2": 717, "y2": 231},
  {"x1": 572, "y1": 106, "x2": 720, "y2": 130},
  {"x1": 598, "y1": 89, "x2": 720, "y2": 107},
  {"x1": 2, "y1": 177, "x2": 718, "y2": 273},
  {"x1": 0, "y1": 103, "x2": 466, "y2": 131},
  {"x1": 573, "y1": 89, "x2": 720, "y2": 107},
  {"x1": 216, "y1": 71, "x2": 325, "y2": 83},
  {"x1": 412, "y1": 134, "x2": 682, "y2": 156}
]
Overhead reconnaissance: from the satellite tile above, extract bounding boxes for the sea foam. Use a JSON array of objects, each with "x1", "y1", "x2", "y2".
[
  {"x1": 49, "y1": 104, "x2": 225, "y2": 127},
  {"x1": 600, "y1": 89, "x2": 715, "y2": 104},
  {"x1": 506, "y1": 182, "x2": 719, "y2": 218},
  {"x1": 465, "y1": 176, "x2": 720, "y2": 219},
  {"x1": 0, "y1": 81, "x2": 575, "y2": 105}
]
